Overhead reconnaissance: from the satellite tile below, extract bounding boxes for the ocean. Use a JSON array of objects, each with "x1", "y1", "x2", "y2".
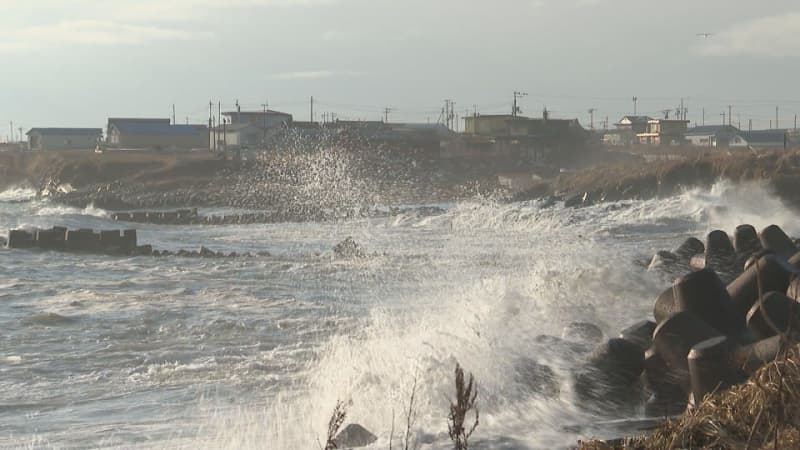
[{"x1": 1, "y1": 181, "x2": 798, "y2": 449}]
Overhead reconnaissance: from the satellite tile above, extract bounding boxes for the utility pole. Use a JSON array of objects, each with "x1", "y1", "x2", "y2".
[
  {"x1": 632, "y1": 96, "x2": 638, "y2": 115},
  {"x1": 749, "y1": 119, "x2": 752, "y2": 132},
  {"x1": 383, "y1": 107, "x2": 393, "y2": 123},
  {"x1": 236, "y1": 99, "x2": 241, "y2": 123},
  {"x1": 310, "y1": 96, "x2": 314, "y2": 123},
  {"x1": 209, "y1": 101, "x2": 214, "y2": 152},
  {"x1": 794, "y1": 114, "x2": 797, "y2": 130},
  {"x1": 9, "y1": 121, "x2": 13, "y2": 143},
  {"x1": 721, "y1": 112, "x2": 726, "y2": 126},
  {"x1": 702, "y1": 108, "x2": 705, "y2": 126},
  {"x1": 588, "y1": 108, "x2": 596, "y2": 130},
  {"x1": 728, "y1": 105, "x2": 732, "y2": 126},
  {"x1": 172, "y1": 104, "x2": 176, "y2": 125},
  {"x1": 512, "y1": 91, "x2": 528, "y2": 117},
  {"x1": 261, "y1": 101, "x2": 268, "y2": 146},
  {"x1": 776, "y1": 106, "x2": 779, "y2": 129}
]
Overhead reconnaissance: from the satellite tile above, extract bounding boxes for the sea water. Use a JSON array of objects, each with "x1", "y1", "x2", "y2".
[{"x1": 1, "y1": 180, "x2": 798, "y2": 449}]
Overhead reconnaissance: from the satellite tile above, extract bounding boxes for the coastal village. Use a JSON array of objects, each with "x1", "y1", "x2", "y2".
[{"x1": 5, "y1": 100, "x2": 800, "y2": 157}]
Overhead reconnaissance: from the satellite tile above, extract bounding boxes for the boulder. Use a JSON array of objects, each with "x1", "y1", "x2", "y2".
[
  {"x1": 562, "y1": 322, "x2": 603, "y2": 344},
  {"x1": 333, "y1": 423, "x2": 377, "y2": 449},
  {"x1": 333, "y1": 237, "x2": 365, "y2": 259}
]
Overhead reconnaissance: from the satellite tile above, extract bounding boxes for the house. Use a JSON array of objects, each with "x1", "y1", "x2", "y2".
[
  {"x1": 637, "y1": 119, "x2": 690, "y2": 145},
  {"x1": 610, "y1": 115, "x2": 652, "y2": 146},
  {"x1": 223, "y1": 110, "x2": 292, "y2": 128},
  {"x1": 741, "y1": 129, "x2": 789, "y2": 150},
  {"x1": 684, "y1": 125, "x2": 748, "y2": 148},
  {"x1": 460, "y1": 113, "x2": 588, "y2": 161},
  {"x1": 26, "y1": 128, "x2": 103, "y2": 151},
  {"x1": 107, "y1": 118, "x2": 170, "y2": 141},
  {"x1": 107, "y1": 122, "x2": 209, "y2": 150},
  {"x1": 210, "y1": 122, "x2": 272, "y2": 151}
]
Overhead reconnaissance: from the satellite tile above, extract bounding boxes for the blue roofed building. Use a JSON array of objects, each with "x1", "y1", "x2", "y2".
[{"x1": 107, "y1": 119, "x2": 209, "y2": 150}]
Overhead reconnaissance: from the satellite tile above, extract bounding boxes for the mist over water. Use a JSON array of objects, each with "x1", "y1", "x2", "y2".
[{"x1": 1, "y1": 180, "x2": 798, "y2": 449}]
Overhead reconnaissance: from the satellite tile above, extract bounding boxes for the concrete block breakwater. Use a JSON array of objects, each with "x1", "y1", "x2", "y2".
[
  {"x1": 110, "y1": 206, "x2": 447, "y2": 225},
  {"x1": 574, "y1": 224, "x2": 800, "y2": 420},
  {"x1": 4, "y1": 226, "x2": 261, "y2": 258}
]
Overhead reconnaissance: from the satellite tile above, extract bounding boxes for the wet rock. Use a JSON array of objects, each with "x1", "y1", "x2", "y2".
[
  {"x1": 199, "y1": 246, "x2": 216, "y2": 258},
  {"x1": 561, "y1": 322, "x2": 603, "y2": 344},
  {"x1": 333, "y1": 423, "x2": 377, "y2": 448},
  {"x1": 515, "y1": 358, "x2": 560, "y2": 397},
  {"x1": 573, "y1": 338, "x2": 645, "y2": 411},
  {"x1": 333, "y1": 237, "x2": 365, "y2": 259}
]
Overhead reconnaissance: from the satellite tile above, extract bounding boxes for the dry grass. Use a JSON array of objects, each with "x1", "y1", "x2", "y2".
[{"x1": 320, "y1": 400, "x2": 347, "y2": 450}]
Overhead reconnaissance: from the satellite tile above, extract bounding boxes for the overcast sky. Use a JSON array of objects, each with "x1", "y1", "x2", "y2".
[{"x1": 2, "y1": 0, "x2": 800, "y2": 139}]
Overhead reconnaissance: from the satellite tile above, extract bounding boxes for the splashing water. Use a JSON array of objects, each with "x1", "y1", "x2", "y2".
[{"x1": 1, "y1": 180, "x2": 798, "y2": 449}]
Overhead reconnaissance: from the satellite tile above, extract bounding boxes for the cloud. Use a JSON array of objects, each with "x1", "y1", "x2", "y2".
[
  {"x1": 272, "y1": 70, "x2": 366, "y2": 80},
  {"x1": 696, "y1": 12, "x2": 800, "y2": 58},
  {"x1": 109, "y1": 0, "x2": 339, "y2": 22},
  {"x1": 0, "y1": 20, "x2": 212, "y2": 53}
]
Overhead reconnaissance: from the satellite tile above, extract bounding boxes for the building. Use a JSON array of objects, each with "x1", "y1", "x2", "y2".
[
  {"x1": 210, "y1": 123, "x2": 271, "y2": 151},
  {"x1": 460, "y1": 113, "x2": 588, "y2": 161},
  {"x1": 107, "y1": 121, "x2": 208, "y2": 150},
  {"x1": 107, "y1": 118, "x2": 170, "y2": 141},
  {"x1": 637, "y1": 119, "x2": 690, "y2": 145},
  {"x1": 741, "y1": 129, "x2": 789, "y2": 150},
  {"x1": 610, "y1": 116, "x2": 652, "y2": 146},
  {"x1": 684, "y1": 125, "x2": 748, "y2": 148},
  {"x1": 223, "y1": 110, "x2": 292, "y2": 128},
  {"x1": 26, "y1": 128, "x2": 103, "y2": 151}
]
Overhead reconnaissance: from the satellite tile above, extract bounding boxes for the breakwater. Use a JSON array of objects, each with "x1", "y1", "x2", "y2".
[
  {"x1": 4, "y1": 226, "x2": 261, "y2": 258},
  {"x1": 574, "y1": 224, "x2": 800, "y2": 424}
]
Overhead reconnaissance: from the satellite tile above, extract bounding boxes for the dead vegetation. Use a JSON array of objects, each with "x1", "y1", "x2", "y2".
[{"x1": 448, "y1": 363, "x2": 480, "y2": 450}]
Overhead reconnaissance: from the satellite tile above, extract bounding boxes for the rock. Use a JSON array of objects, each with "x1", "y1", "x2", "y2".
[
  {"x1": 562, "y1": 322, "x2": 603, "y2": 344},
  {"x1": 333, "y1": 423, "x2": 377, "y2": 449},
  {"x1": 515, "y1": 358, "x2": 560, "y2": 397},
  {"x1": 333, "y1": 237, "x2": 365, "y2": 259},
  {"x1": 199, "y1": 246, "x2": 216, "y2": 258},
  {"x1": 619, "y1": 320, "x2": 656, "y2": 352}
]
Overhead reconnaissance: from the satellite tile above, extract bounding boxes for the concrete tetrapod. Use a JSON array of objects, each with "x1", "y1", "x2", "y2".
[
  {"x1": 573, "y1": 338, "x2": 645, "y2": 411},
  {"x1": 727, "y1": 254, "x2": 798, "y2": 320},
  {"x1": 619, "y1": 320, "x2": 656, "y2": 352},
  {"x1": 687, "y1": 336, "x2": 747, "y2": 406},
  {"x1": 672, "y1": 268, "x2": 743, "y2": 336},
  {"x1": 759, "y1": 224, "x2": 798, "y2": 260},
  {"x1": 653, "y1": 287, "x2": 677, "y2": 324},
  {"x1": 674, "y1": 237, "x2": 705, "y2": 262},
  {"x1": 733, "y1": 224, "x2": 761, "y2": 256},
  {"x1": 745, "y1": 291, "x2": 800, "y2": 339},
  {"x1": 642, "y1": 348, "x2": 687, "y2": 417},
  {"x1": 705, "y1": 230, "x2": 738, "y2": 281},
  {"x1": 651, "y1": 311, "x2": 723, "y2": 394}
]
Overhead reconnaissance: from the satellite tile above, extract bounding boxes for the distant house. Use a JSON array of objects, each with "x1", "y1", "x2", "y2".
[
  {"x1": 26, "y1": 128, "x2": 102, "y2": 151},
  {"x1": 612, "y1": 116, "x2": 653, "y2": 146},
  {"x1": 684, "y1": 125, "x2": 748, "y2": 148},
  {"x1": 637, "y1": 119, "x2": 689, "y2": 146},
  {"x1": 107, "y1": 118, "x2": 170, "y2": 141},
  {"x1": 741, "y1": 129, "x2": 789, "y2": 150},
  {"x1": 210, "y1": 123, "x2": 270, "y2": 151},
  {"x1": 107, "y1": 122, "x2": 208, "y2": 150},
  {"x1": 210, "y1": 110, "x2": 293, "y2": 150},
  {"x1": 223, "y1": 110, "x2": 292, "y2": 128}
]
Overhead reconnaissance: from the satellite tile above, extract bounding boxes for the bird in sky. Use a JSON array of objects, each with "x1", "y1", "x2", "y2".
[{"x1": 697, "y1": 33, "x2": 713, "y2": 38}]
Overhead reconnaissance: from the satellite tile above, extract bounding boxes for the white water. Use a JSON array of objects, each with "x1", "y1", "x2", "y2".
[{"x1": 0, "y1": 180, "x2": 798, "y2": 449}]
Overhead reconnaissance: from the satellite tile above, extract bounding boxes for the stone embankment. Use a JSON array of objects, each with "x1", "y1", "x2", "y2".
[
  {"x1": 572, "y1": 224, "x2": 800, "y2": 446},
  {"x1": 3, "y1": 226, "x2": 265, "y2": 258}
]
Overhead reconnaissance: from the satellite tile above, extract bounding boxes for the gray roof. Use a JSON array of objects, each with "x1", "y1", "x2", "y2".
[
  {"x1": 741, "y1": 129, "x2": 787, "y2": 144},
  {"x1": 685, "y1": 125, "x2": 740, "y2": 136},
  {"x1": 618, "y1": 115, "x2": 652, "y2": 124},
  {"x1": 223, "y1": 110, "x2": 291, "y2": 117},
  {"x1": 111, "y1": 123, "x2": 207, "y2": 136},
  {"x1": 27, "y1": 128, "x2": 102, "y2": 136}
]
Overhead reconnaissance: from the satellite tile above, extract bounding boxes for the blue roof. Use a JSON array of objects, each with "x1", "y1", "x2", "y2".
[
  {"x1": 742, "y1": 129, "x2": 787, "y2": 143},
  {"x1": 685, "y1": 125, "x2": 740, "y2": 136},
  {"x1": 27, "y1": 128, "x2": 102, "y2": 136},
  {"x1": 112, "y1": 123, "x2": 207, "y2": 136}
]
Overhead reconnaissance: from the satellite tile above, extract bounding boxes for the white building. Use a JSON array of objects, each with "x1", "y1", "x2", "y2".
[{"x1": 26, "y1": 128, "x2": 103, "y2": 151}]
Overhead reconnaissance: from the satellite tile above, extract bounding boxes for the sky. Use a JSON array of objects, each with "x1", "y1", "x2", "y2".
[{"x1": 2, "y1": 0, "x2": 800, "y2": 140}]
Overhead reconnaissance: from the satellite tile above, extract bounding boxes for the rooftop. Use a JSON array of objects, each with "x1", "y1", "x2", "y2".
[
  {"x1": 111, "y1": 123, "x2": 207, "y2": 136},
  {"x1": 27, "y1": 128, "x2": 102, "y2": 136}
]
